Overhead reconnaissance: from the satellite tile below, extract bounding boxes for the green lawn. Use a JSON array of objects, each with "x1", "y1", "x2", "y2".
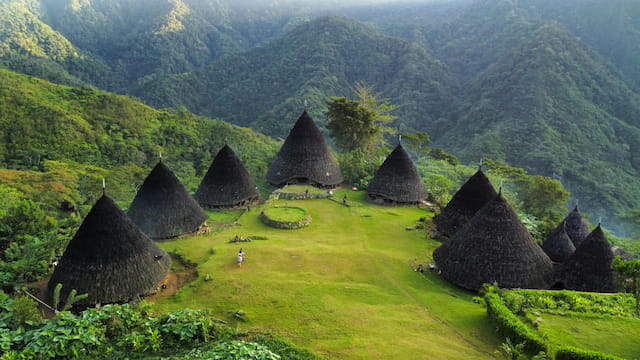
[
  {"x1": 539, "y1": 313, "x2": 640, "y2": 359},
  {"x1": 263, "y1": 206, "x2": 308, "y2": 222},
  {"x1": 156, "y1": 189, "x2": 500, "y2": 359}
]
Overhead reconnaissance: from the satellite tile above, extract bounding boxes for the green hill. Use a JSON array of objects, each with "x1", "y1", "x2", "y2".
[
  {"x1": 2, "y1": 0, "x2": 640, "y2": 233},
  {"x1": 0, "y1": 67, "x2": 278, "y2": 209},
  {"x1": 133, "y1": 15, "x2": 455, "y2": 137},
  {"x1": 433, "y1": 22, "x2": 640, "y2": 224}
]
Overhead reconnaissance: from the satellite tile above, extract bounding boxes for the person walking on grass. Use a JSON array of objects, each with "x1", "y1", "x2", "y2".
[{"x1": 237, "y1": 248, "x2": 245, "y2": 267}]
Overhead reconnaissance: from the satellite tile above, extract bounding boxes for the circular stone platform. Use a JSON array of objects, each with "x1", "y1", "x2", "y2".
[{"x1": 260, "y1": 206, "x2": 311, "y2": 229}]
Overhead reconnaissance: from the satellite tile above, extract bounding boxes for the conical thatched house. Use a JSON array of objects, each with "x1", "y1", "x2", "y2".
[
  {"x1": 562, "y1": 206, "x2": 590, "y2": 248},
  {"x1": 127, "y1": 160, "x2": 208, "y2": 239},
  {"x1": 48, "y1": 194, "x2": 171, "y2": 307},
  {"x1": 367, "y1": 144, "x2": 428, "y2": 205},
  {"x1": 266, "y1": 110, "x2": 343, "y2": 188},
  {"x1": 563, "y1": 225, "x2": 617, "y2": 292},
  {"x1": 433, "y1": 192, "x2": 553, "y2": 291},
  {"x1": 433, "y1": 169, "x2": 497, "y2": 237},
  {"x1": 542, "y1": 222, "x2": 576, "y2": 263},
  {"x1": 195, "y1": 144, "x2": 260, "y2": 209}
]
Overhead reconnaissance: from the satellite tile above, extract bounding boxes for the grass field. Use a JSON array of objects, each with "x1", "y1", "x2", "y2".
[
  {"x1": 156, "y1": 189, "x2": 500, "y2": 359},
  {"x1": 263, "y1": 206, "x2": 308, "y2": 222},
  {"x1": 539, "y1": 314, "x2": 640, "y2": 359}
]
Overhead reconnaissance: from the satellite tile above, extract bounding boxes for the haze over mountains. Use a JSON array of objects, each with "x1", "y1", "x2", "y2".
[{"x1": 1, "y1": 0, "x2": 640, "y2": 234}]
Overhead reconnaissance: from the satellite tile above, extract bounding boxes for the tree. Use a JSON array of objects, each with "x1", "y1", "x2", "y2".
[
  {"x1": 326, "y1": 83, "x2": 397, "y2": 185},
  {"x1": 612, "y1": 257, "x2": 640, "y2": 314},
  {"x1": 326, "y1": 82, "x2": 396, "y2": 155}
]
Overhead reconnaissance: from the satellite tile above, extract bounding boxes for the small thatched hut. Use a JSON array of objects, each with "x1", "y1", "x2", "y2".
[
  {"x1": 542, "y1": 221, "x2": 576, "y2": 263},
  {"x1": 48, "y1": 194, "x2": 171, "y2": 307},
  {"x1": 195, "y1": 144, "x2": 260, "y2": 209},
  {"x1": 433, "y1": 169, "x2": 497, "y2": 237},
  {"x1": 562, "y1": 225, "x2": 617, "y2": 292},
  {"x1": 127, "y1": 160, "x2": 208, "y2": 240},
  {"x1": 266, "y1": 110, "x2": 343, "y2": 188},
  {"x1": 562, "y1": 206, "x2": 590, "y2": 248},
  {"x1": 433, "y1": 192, "x2": 553, "y2": 291},
  {"x1": 366, "y1": 144, "x2": 428, "y2": 205}
]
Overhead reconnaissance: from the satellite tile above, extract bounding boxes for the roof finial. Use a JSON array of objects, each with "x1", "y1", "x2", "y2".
[
  {"x1": 159, "y1": 151, "x2": 162, "y2": 161},
  {"x1": 479, "y1": 158, "x2": 483, "y2": 171},
  {"x1": 102, "y1": 178, "x2": 106, "y2": 195},
  {"x1": 224, "y1": 137, "x2": 228, "y2": 145},
  {"x1": 304, "y1": 99, "x2": 308, "y2": 111},
  {"x1": 398, "y1": 134, "x2": 402, "y2": 145}
]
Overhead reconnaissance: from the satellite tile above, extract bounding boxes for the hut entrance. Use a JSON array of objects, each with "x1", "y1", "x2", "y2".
[{"x1": 549, "y1": 281, "x2": 566, "y2": 290}]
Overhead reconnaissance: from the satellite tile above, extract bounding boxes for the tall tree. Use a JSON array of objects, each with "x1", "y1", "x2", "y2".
[
  {"x1": 612, "y1": 257, "x2": 640, "y2": 314},
  {"x1": 326, "y1": 82, "x2": 396, "y2": 155}
]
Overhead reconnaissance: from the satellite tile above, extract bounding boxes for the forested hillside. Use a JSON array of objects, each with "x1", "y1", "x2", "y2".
[
  {"x1": 1, "y1": 0, "x2": 640, "y2": 234},
  {"x1": 0, "y1": 67, "x2": 278, "y2": 211},
  {"x1": 134, "y1": 16, "x2": 455, "y2": 137}
]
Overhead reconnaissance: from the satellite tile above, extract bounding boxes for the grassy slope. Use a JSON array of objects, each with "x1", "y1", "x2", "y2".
[{"x1": 156, "y1": 189, "x2": 499, "y2": 359}]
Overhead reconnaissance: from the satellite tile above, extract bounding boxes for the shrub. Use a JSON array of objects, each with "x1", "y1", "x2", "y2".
[
  {"x1": 555, "y1": 347, "x2": 626, "y2": 360},
  {"x1": 484, "y1": 292, "x2": 547, "y2": 355},
  {"x1": 185, "y1": 341, "x2": 281, "y2": 360}
]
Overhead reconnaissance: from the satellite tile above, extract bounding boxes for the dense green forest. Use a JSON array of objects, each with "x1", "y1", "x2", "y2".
[
  {"x1": 1, "y1": 0, "x2": 640, "y2": 235},
  {"x1": 0, "y1": 67, "x2": 279, "y2": 208}
]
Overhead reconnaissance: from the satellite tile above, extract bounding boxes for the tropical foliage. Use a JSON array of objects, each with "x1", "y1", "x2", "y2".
[{"x1": 0, "y1": 295, "x2": 316, "y2": 359}]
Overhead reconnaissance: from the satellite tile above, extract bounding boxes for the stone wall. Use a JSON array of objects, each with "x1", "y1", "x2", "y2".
[
  {"x1": 259, "y1": 207, "x2": 311, "y2": 229},
  {"x1": 274, "y1": 191, "x2": 330, "y2": 200}
]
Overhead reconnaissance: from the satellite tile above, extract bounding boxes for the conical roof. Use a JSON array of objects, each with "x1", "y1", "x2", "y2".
[
  {"x1": 127, "y1": 161, "x2": 208, "y2": 239},
  {"x1": 542, "y1": 221, "x2": 576, "y2": 263},
  {"x1": 563, "y1": 206, "x2": 590, "y2": 248},
  {"x1": 433, "y1": 169, "x2": 498, "y2": 237},
  {"x1": 195, "y1": 144, "x2": 260, "y2": 209},
  {"x1": 48, "y1": 194, "x2": 171, "y2": 306},
  {"x1": 563, "y1": 225, "x2": 616, "y2": 292},
  {"x1": 433, "y1": 193, "x2": 553, "y2": 291},
  {"x1": 366, "y1": 144, "x2": 428, "y2": 204},
  {"x1": 266, "y1": 111, "x2": 343, "y2": 188}
]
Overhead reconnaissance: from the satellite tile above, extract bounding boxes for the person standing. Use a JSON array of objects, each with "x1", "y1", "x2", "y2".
[{"x1": 237, "y1": 248, "x2": 245, "y2": 267}]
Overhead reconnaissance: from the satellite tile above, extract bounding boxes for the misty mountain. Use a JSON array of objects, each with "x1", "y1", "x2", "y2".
[
  {"x1": 133, "y1": 15, "x2": 455, "y2": 136},
  {"x1": 2, "y1": 0, "x2": 640, "y2": 234}
]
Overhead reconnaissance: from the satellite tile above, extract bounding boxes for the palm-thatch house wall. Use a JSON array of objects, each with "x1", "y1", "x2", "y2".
[
  {"x1": 366, "y1": 144, "x2": 428, "y2": 205},
  {"x1": 562, "y1": 225, "x2": 617, "y2": 292},
  {"x1": 433, "y1": 169, "x2": 497, "y2": 237},
  {"x1": 562, "y1": 206, "x2": 590, "y2": 248},
  {"x1": 542, "y1": 221, "x2": 576, "y2": 263},
  {"x1": 195, "y1": 144, "x2": 260, "y2": 209},
  {"x1": 433, "y1": 192, "x2": 553, "y2": 291},
  {"x1": 48, "y1": 194, "x2": 171, "y2": 307},
  {"x1": 127, "y1": 161, "x2": 208, "y2": 240},
  {"x1": 266, "y1": 111, "x2": 343, "y2": 189}
]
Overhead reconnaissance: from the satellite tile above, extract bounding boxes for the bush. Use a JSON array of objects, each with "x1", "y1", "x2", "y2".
[
  {"x1": 185, "y1": 341, "x2": 281, "y2": 360},
  {"x1": 555, "y1": 347, "x2": 625, "y2": 360},
  {"x1": 484, "y1": 292, "x2": 547, "y2": 355}
]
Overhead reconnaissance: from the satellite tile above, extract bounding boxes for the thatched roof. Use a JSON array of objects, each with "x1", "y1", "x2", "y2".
[
  {"x1": 563, "y1": 206, "x2": 590, "y2": 248},
  {"x1": 542, "y1": 221, "x2": 576, "y2": 263},
  {"x1": 366, "y1": 144, "x2": 428, "y2": 204},
  {"x1": 563, "y1": 225, "x2": 617, "y2": 292},
  {"x1": 48, "y1": 194, "x2": 171, "y2": 306},
  {"x1": 127, "y1": 161, "x2": 208, "y2": 239},
  {"x1": 195, "y1": 144, "x2": 260, "y2": 209},
  {"x1": 266, "y1": 110, "x2": 343, "y2": 188},
  {"x1": 433, "y1": 192, "x2": 553, "y2": 291},
  {"x1": 433, "y1": 169, "x2": 497, "y2": 237}
]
